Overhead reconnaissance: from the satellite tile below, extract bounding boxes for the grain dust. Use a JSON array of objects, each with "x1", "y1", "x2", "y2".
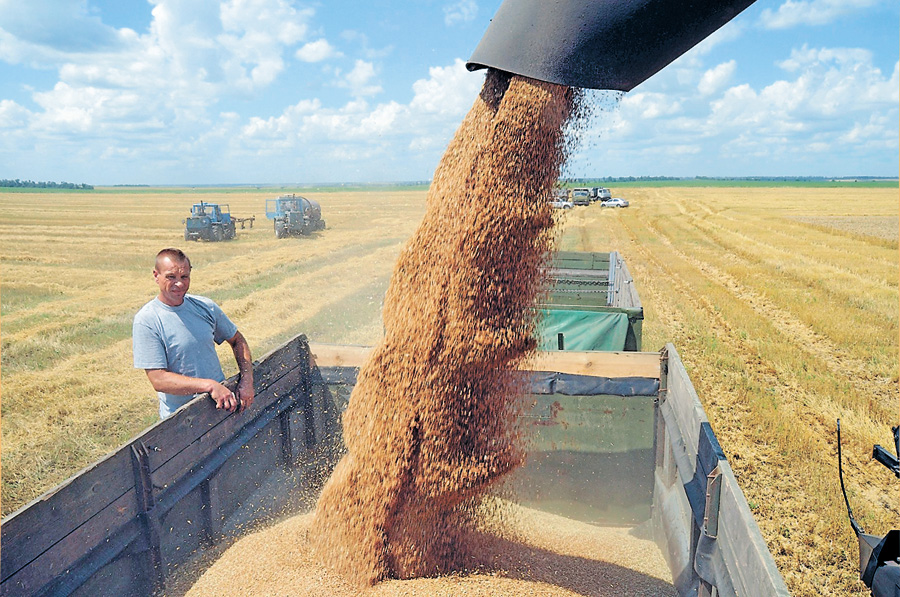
[{"x1": 308, "y1": 70, "x2": 580, "y2": 585}]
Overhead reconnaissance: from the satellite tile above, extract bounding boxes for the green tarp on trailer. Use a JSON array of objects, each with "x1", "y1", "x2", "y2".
[
  {"x1": 537, "y1": 308, "x2": 631, "y2": 352},
  {"x1": 539, "y1": 251, "x2": 644, "y2": 351}
]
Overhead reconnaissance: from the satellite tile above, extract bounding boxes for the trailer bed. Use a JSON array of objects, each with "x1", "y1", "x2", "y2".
[{"x1": 1, "y1": 337, "x2": 787, "y2": 596}]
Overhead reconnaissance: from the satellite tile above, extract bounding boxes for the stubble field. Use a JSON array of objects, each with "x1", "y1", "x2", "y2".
[{"x1": 1, "y1": 185, "x2": 898, "y2": 596}]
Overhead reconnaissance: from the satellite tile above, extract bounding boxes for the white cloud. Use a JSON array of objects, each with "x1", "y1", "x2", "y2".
[
  {"x1": 778, "y1": 45, "x2": 871, "y2": 73},
  {"x1": 668, "y1": 144, "x2": 703, "y2": 155},
  {"x1": 0, "y1": 0, "x2": 319, "y2": 148},
  {"x1": 0, "y1": 0, "x2": 122, "y2": 52},
  {"x1": 443, "y1": 0, "x2": 478, "y2": 26},
  {"x1": 410, "y1": 59, "x2": 483, "y2": 115},
  {"x1": 698, "y1": 60, "x2": 736, "y2": 96},
  {"x1": 241, "y1": 60, "x2": 481, "y2": 145},
  {"x1": 339, "y1": 30, "x2": 392, "y2": 61},
  {"x1": 2, "y1": 0, "x2": 315, "y2": 93},
  {"x1": 216, "y1": 0, "x2": 312, "y2": 88},
  {"x1": 241, "y1": 98, "x2": 320, "y2": 140},
  {"x1": 620, "y1": 92, "x2": 682, "y2": 119},
  {"x1": 336, "y1": 59, "x2": 382, "y2": 97},
  {"x1": 643, "y1": 25, "x2": 744, "y2": 92},
  {"x1": 0, "y1": 99, "x2": 31, "y2": 129},
  {"x1": 296, "y1": 38, "x2": 337, "y2": 62},
  {"x1": 359, "y1": 101, "x2": 405, "y2": 135},
  {"x1": 760, "y1": 0, "x2": 882, "y2": 29},
  {"x1": 774, "y1": 46, "x2": 898, "y2": 112},
  {"x1": 700, "y1": 21, "x2": 746, "y2": 53},
  {"x1": 569, "y1": 34, "x2": 898, "y2": 178},
  {"x1": 695, "y1": 45, "x2": 898, "y2": 164},
  {"x1": 221, "y1": 59, "x2": 485, "y2": 181},
  {"x1": 2, "y1": 0, "x2": 895, "y2": 183},
  {"x1": 220, "y1": 0, "x2": 309, "y2": 45}
]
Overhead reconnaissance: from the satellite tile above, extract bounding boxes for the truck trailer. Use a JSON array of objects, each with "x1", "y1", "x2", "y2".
[{"x1": 0, "y1": 252, "x2": 789, "y2": 597}]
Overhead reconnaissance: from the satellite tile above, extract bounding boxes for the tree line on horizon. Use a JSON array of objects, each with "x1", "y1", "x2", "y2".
[{"x1": 1, "y1": 179, "x2": 93, "y2": 189}]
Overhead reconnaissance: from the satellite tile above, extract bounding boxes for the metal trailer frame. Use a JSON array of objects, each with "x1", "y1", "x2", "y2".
[
  {"x1": 312, "y1": 343, "x2": 790, "y2": 597},
  {"x1": 542, "y1": 251, "x2": 644, "y2": 351}
]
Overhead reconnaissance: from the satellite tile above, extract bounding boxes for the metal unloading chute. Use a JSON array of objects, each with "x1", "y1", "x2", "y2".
[{"x1": 466, "y1": 0, "x2": 758, "y2": 91}]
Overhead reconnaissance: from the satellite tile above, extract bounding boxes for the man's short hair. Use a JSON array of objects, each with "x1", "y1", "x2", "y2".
[{"x1": 156, "y1": 248, "x2": 191, "y2": 270}]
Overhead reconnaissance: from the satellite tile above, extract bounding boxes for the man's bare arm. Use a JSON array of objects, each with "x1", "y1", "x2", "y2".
[
  {"x1": 225, "y1": 330, "x2": 254, "y2": 412},
  {"x1": 144, "y1": 369, "x2": 240, "y2": 412}
]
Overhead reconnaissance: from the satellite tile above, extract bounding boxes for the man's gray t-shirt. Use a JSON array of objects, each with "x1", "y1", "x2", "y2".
[{"x1": 133, "y1": 294, "x2": 238, "y2": 418}]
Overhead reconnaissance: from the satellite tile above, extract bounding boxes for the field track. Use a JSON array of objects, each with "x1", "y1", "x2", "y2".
[{"x1": 1, "y1": 185, "x2": 897, "y2": 596}]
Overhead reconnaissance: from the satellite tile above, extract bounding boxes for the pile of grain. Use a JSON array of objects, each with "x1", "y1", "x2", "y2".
[
  {"x1": 186, "y1": 500, "x2": 675, "y2": 596},
  {"x1": 308, "y1": 70, "x2": 579, "y2": 584}
]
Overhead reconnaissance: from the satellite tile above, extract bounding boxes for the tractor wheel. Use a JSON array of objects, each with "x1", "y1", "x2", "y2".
[
  {"x1": 227, "y1": 223, "x2": 236, "y2": 240},
  {"x1": 275, "y1": 221, "x2": 286, "y2": 239},
  {"x1": 212, "y1": 226, "x2": 224, "y2": 242},
  {"x1": 184, "y1": 230, "x2": 191, "y2": 241}
]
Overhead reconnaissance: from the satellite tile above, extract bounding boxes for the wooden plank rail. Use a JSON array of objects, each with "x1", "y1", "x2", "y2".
[
  {"x1": 1, "y1": 334, "x2": 325, "y2": 597},
  {"x1": 307, "y1": 343, "x2": 661, "y2": 379}
]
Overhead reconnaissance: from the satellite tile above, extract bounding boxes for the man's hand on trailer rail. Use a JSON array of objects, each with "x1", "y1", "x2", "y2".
[{"x1": 226, "y1": 330, "x2": 254, "y2": 413}]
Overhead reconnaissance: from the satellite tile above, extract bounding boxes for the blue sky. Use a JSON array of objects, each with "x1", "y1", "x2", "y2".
[{"x1": 0, "y1": 0, "x2": 897, "y2": 185}]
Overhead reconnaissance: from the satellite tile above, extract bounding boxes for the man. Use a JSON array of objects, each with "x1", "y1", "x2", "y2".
[{"x1": 133, "y1": 248, "x2": 254, "y2": 419}]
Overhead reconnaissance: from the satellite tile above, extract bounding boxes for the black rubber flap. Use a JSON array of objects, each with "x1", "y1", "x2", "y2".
[{"x1": 467, "y1": 0, "x2": 758, "y2": 91}]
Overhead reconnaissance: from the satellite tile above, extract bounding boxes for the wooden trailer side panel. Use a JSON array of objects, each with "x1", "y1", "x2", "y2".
[{"x1": 0, "y1": 335, "x2": 336, "y2": 597}]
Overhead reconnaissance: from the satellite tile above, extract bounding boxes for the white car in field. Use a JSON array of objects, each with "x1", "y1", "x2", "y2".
[
  {"x1": 600, "y1": 197, "x2": 629, "y2": 208},
  {"x1": 550, "y1": 198, "x2": 574, "y2": 209}
]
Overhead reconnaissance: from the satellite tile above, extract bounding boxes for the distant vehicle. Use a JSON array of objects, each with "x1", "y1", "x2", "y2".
[
  {"x1": 550, "y1": 197, "x2": 574, "y2": 209},
  {"x1": 571, "y1": 188, "x2": 592, "y2": 206},
  {"x1": 266, "y1": 194, "x2": 326, "y2": 238},
  {"x1": 183, "y1": 202, "x2": 236, "y2": 242},
  {"x1": 593, "y1": 187, "x2": 612, "y2": 201},
  {"x1": 601, "y1": 198, "x2": 629, "y2": 208}
]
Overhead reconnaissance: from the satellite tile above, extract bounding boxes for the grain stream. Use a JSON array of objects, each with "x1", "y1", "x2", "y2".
[{"x1": 308, "y1": 71, "x2": 578, "y2": 584}]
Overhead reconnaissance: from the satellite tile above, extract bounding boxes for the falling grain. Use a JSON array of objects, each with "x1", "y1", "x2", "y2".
[
  {"x1": 188, "y1": 70, "x2": 677, "y2": 594},
  {"x1": 308, "y1": 71, "x2": 578, "y2": 584}
]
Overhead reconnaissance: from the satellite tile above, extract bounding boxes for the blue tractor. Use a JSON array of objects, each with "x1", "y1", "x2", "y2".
[
  {"x1": 266, "y1": 194, "x2": 326, "y2": 238},
  {"x1": 183, "y1": 202, "x2": 237, "y2": 242}
]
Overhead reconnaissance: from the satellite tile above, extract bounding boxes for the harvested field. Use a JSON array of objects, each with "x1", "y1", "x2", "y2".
[
  {"x1": 1, "y1": 184, "x2": 897, "y2": 596},
  {"x1": 557, "y1": 185, "x2": 898, "y2": 596},
  {"x1": 791, "y1": 215, "x2": 899, "y2": 243}
]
